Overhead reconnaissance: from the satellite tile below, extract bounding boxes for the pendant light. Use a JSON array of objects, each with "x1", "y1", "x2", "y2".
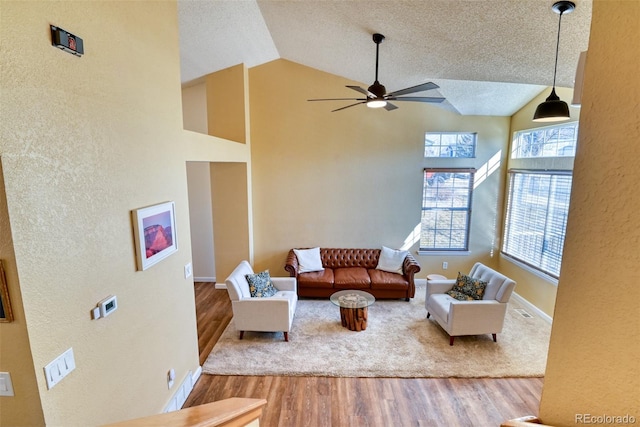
[{"x1": 533, "y1": 1, "x2": 576, "y2": 122}]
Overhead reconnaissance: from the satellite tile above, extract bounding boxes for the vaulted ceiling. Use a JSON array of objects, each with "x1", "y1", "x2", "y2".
[{"x1": 178, "y1": 0, "x2": 592, "y2": 116}]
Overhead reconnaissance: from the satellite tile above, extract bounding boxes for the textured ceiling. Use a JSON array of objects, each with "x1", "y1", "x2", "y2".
[{"x1": 178, "y1": 0, "x2": 592, "y2": 116}]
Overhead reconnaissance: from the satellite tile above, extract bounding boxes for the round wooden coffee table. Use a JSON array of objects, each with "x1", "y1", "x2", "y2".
[{"x1": 330, "y1": 290, "x2": 375, "y2": 331}]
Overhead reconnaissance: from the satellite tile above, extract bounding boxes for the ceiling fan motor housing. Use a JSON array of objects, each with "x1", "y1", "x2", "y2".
[{"x1": 368, "y1": 81, "x2": 386, "y2": 98}]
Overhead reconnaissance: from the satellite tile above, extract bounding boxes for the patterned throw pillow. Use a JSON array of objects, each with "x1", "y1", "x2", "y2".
[
  {"x1": 245, "y1": 270, "x2": 278, "y2": 298},
  {"x1": 446, "y1": 272, "x2": 487, "y2": 301}
]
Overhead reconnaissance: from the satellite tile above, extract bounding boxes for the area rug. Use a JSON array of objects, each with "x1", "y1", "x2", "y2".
[{"x1": 202, "y1": 284, "x2": 551, "y2": 378}]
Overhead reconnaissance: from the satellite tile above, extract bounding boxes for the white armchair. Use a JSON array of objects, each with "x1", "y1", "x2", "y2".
[
  {"x1": 425, "y1": 263, "x2": 516, "y2": 345},
  {"x1": 225, "y1": 261, "x2": 298, "y2": 341}
]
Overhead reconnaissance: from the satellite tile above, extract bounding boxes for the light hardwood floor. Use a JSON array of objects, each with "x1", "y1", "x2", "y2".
[{"x1": 183, "y1": 282, "x2": 543, "y2": 427}]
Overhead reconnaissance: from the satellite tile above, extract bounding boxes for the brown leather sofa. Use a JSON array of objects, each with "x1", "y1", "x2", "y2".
[{"x1": 284, "y1": 248, "x2": 421, "y2": 300}]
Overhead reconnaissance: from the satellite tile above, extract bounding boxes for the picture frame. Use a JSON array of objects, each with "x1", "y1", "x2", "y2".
[
  {"x1": 132, "y1": 201, "x2": 178, "y2": 271},
  {"x1": 0, "y1": 260, "x2": 13, "y2": 322}
]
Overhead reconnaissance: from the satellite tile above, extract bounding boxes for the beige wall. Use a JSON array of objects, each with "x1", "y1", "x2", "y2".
[
  {"x1": 539, "y1": 1, "x2": 640, "y2": 424},
  {"x1": 0, "y1": 2, "x2": 199, "y2": 426},
  {"x1": 498, "y1": 86, "x2": 580, "y2": 317},
  {"x1": 248, "y1": 59, "x2": 510, "y2": 276},
  {"x1": 183, "y1": 64, "x2": 254, "y2": 283},
  {"x1": 182, "y1": 81, "x2": 208, "y2": 134},
  {"x1": 211, "y1": 162, "x2": 252, "y2": 281},
  {"x1": 0, "y1": 163, "x2": 44, "y2": 426},
  {"x1": 206, "y1": 64, "x2": 248, "y2": 143},
  {"x1": 186, "y1": 162, "x2": 216, "y2": 281}
]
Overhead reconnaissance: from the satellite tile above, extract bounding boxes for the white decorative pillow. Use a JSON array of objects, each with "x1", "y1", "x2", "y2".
[
  {"x1": 293, "y1": 247, "x2": 324, "y2": 273},
  {"x1": 376, "y1": 246, "x2": 408, "y2": 274}
]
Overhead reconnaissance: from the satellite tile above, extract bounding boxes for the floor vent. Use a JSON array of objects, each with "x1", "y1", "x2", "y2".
[{"x1": 515, "y1": 308, "x2": 534, "y2": 318}]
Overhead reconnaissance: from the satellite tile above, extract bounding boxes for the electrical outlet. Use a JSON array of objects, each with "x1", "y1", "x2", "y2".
[
  {"x1": 442, "y1": 261, "x2": 448, "y2": 270},
  {"x1": 167, "y1": 368, "x2": 176, "y2": 389}
]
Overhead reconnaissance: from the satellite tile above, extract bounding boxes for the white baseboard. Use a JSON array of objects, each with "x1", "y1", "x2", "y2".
[
  {"x1": 163, "y1": 367, "x2": 202, "y2": 413},
  {"x1": 191, "y1": 366, "x2": 202, "y2": 385},
  {"x1": 194, "y1": 276, "x2": 216, "y2": 282},
  {"x1": 511, "y1": 292, "x2": 553, "y2": 324},
  {"x1": 214, "y1": 282, "x2": 227, "y2": 290}
]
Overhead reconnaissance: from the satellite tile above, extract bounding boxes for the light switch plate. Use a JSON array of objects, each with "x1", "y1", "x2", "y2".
[
  {"x1": 184, "y1": 262, "x2": 192, "y2": 279},
  {"x1": 0, "y1": 372, "x2": 15, "y2": 396},
  {"x1": 44, "y1": 348, "x2": 76, "y2": 390}
]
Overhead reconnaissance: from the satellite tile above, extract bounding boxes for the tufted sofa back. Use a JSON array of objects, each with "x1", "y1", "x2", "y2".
[{"x1": 319, "y1": 248, "x2": 381, "y2": 269}]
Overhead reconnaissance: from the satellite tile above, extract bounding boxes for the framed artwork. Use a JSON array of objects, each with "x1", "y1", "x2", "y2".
[
  {"x1": 132, "y1": 201, "x2": 178, "y2": 271},
  {"x1": 0, "y1": 260, "x2": 13, "y2": 322}
]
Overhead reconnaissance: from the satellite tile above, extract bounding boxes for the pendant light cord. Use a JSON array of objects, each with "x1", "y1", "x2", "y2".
[
  {"x1": 374, "y1": 40, "x2": 380, "y2": 82},
  {"x1": 552, "y1": 10, "x2": 564, "y2": 88}
]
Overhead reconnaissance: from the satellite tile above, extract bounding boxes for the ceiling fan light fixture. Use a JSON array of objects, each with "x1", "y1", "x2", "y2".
[
  {"x1": 367, "y1": 99, "x2": 387, "y2": 109},
  {"x1": 533, "y1": 0, "x2": 575, "y2": 123}
]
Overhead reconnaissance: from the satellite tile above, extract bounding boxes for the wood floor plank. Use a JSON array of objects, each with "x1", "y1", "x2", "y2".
[{"x1": 185, "y1": 283, "x2": 544, "y2": 426}]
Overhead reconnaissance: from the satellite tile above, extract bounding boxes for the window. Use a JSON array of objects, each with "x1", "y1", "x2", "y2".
[
  {"x1": 511, "y1": 122, "x2": 578, "y2": 159},
  {"x1": 420, "y1": 169, "x2": 475, "y2": 251},
  {"x1": 502, "y1": 170, "x2": 572, "y2": 278},
  {"x1": 425, "y1": 132, "x2": 476, "y2": 158}
]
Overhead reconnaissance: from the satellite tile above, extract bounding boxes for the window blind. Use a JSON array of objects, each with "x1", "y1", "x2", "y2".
[{"x1": 502, "y1": 170, "x2": 572, "y2": 278}]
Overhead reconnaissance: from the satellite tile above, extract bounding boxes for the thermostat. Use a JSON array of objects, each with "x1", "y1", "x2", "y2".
[{"x1": 98, "y1": 295, "x2": 118, "y2": 318}]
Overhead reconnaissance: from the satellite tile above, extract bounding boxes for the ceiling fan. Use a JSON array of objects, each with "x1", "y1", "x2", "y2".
[{"x1": 308, "y1": 33, "x2": 445, "y2": 112}]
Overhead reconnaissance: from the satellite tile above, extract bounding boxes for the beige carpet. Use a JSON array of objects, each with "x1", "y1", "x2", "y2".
[{"x1": 203, "y1": 284, "x2": 551, "y2": 378}]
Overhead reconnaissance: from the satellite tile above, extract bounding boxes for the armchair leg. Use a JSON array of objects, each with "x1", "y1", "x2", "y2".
[
  {"x1": 426, "y1": 312, "x2": 431, "y2": 319},
  {"x1": 450, "y1": 336, "x2": 455, "y2": 346},
  {"x1": 492, "y1": 333, "x2": 497, "y2": 342},
  {"x1": 239, "y1": 331, "x2": 244, "y2": 340},
  {"x1": 284, "y1": 332, "x2": 289, "y2": 342}
]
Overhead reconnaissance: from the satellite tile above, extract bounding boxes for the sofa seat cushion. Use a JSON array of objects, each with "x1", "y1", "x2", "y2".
[
  {"x1": 297, "y1": 268, "x2": 335, "y2": 288},
  {"x1": 334, "y1": 267, "x2": 371, "y2": 289},
  {"x1": 428, "y1": 293, "x2": 454, "y2": 323},
  {"x1": 368, "y1": 269, "x2": 409, "y2": 289}
]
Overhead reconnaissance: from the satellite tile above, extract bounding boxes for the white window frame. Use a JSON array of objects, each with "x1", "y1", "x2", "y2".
[
  {"x1": 419, "y1": 168, "x2": 475, "y2": 252},
  {"x1": 511, "y1": 122, "x2": 579, "y2": 159},
  {"x1": 424, "y1": 132, "x2": 477, "y2": 158}
]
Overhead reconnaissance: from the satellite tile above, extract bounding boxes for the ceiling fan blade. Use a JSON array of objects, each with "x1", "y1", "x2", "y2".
[
  {"x1": 386, "y1": 82, "x2": 439, "y2": 97},
  {"x1": 346, "y1": 85, "x2": 375, "y2": 98},
  {"x1": 308, "y1": 97, "x2": 367, "y2": 102},
  {"x1": 386, "y1": 96, "x2": 446, "y2": 103},
  {"x1": 331, "y1": 102, "x2": 367, "y2": 112},
  {"x1": 384, "y1": 102, "x2": 398, "y2": 111}
]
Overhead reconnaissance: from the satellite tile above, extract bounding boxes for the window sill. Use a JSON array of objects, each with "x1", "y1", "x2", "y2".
[{"x1": 502, "y1": 255, "x2": 559, "y2": 286}]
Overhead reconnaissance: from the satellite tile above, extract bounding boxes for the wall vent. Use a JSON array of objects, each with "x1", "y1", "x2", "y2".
[{"x1": 514, "y1": 308, "x2": 533, "y2": 318}]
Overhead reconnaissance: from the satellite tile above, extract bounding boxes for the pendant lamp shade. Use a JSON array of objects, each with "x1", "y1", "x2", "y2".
[
  {"x1": 533, "y1": 88, "x2": 571, "y2": 122},
  {"x1": 533, "y1": 1, "x2": 575, "y2": 122}
]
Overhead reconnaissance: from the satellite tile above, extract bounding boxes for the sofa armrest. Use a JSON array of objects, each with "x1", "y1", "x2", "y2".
[
  {"x1": 271, "y1": 277, "x2": 297, "y2": 292},
  {"x1": 284, "y1": 249, "x2": 299, "y2": 277},
  {"x1": 426, "y1": 279, "x2": 456, "y2": 298},
  {"x1": 402, "y1": 253, "x2": 421, "y2": 278}
]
